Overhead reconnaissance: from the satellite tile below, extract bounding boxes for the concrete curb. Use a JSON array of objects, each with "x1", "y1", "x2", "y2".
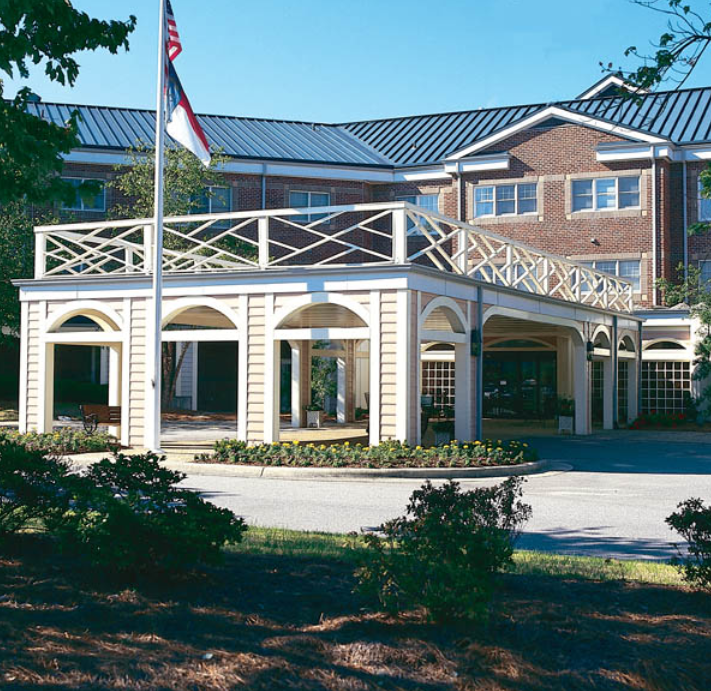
[{"x1": 163, "y1": 458, "x2": 553, "y2": 480}]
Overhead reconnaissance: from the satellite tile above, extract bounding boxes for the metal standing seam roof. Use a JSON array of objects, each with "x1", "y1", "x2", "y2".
[{"x1": 26, "y1": 85, "x2": 711, "y2": 170}]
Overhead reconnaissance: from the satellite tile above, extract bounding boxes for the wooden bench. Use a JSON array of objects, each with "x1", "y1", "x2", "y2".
[{"x1": 80, "y1": 404, "x2": 121, "y2": 434}]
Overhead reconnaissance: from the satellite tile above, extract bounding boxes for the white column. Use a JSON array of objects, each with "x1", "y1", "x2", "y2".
[
  {"x1": 237, "y1": 294, "x2": 248, "y2": 442},
  {"x1": 264, "y1": 293, "x2": 279, "y2": 443},
  {"x1": 556, "y1": 337, "x2": 574, "y2": 398},
  {"x1": 337, "y1": 354, "x2": 346, "y2": 423},
  {"x1": 602, "y1": 356, "x2": 614, "y2": 430},
  {"x1": 41, "y1": 343, "x2": 55, "y2": 433},
  {"x1": 573, "y1": 340, "x2": 590, "y2": 435},
  {"x1": 395, "y1": 290, "x2": 411, "y2": 442},
  {"x1": 369, "y1": 291, "x2": 381, "y2": 446},
  {"x1": 108, "y1": 345, "x2": 122, "y2": 438},
  {"x1": 290, "y1": 340, "x2": 303, "y2": 428},
  {"x1": 627, "y1": 357, "x2": 639, "y2": 422},
  {"x1": 18, "y1": 301, "x2": 28, "y2": 433},
  {"x1": 454, "y1": 342, "x2": 472, "y2": 442}
]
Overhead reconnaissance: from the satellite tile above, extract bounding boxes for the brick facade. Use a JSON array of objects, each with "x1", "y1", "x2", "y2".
[{"x1": 57, "y1": 118, "x2": 706, "y2": 310}]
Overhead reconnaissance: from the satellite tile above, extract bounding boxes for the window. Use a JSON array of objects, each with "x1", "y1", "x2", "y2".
[
  {"x1": 572, "y1": 176, "x2": 640, "y2": 212},
  {"x1": 474, "y1": 183, "x2": 537, "y2": 217},
  {"x1": 192, "y1": 186, "x2": 231, "y2": 215},
  {"x1": 700, "y1": 260, "x2": 711, "y2": 285},
  {"x1": 397, "y1": 193, "x2": 439, "y2": 234},
  {"x1": 61, "y1": 178, "x2": 106, "y2": 212},
  {"x1": 641, "y1": 361, "x2": 691, "y2": 414},
  {"x1": 580, "y1": 259, "x2": 641, "y2": 292},
  {"x1": 698, "y1": 178, "x2": 711, "y2": 221},
  {"x1": 289, "y1": 190, "x2": 331, "y2": 223}
]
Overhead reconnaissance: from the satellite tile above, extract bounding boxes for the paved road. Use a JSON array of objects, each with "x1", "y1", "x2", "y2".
[{"x1": 181, "y1": 430, "x2": 711, "y2": 561}]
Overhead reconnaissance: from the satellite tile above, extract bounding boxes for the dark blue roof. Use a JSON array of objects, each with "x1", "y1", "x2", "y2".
[{"x1": 28, "y1": 85, "x2": 711, "y2": 169}]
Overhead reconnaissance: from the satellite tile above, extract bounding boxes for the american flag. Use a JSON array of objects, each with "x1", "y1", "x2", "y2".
[{"x1": 166, "y1": 0, "x2": 182, "y2": 62}]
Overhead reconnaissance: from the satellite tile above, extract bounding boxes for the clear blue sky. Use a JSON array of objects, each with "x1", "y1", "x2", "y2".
[{"x1": 5, "y1": 0, "x2": 711, "y2": 122}]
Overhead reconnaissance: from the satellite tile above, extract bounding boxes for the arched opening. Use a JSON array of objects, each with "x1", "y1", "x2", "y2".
[
  {"x1": 641, "y1": 340, "x2": 691, "y2": 415},
  {"x1": 481, "y1": 311, "x2": 585, "y2": 438},
  {"x1": 160, "y1": 302, "x2": 241, "y2": 446},
  {"x1": 617, "y1": 335, "x2": 638, "y2": 426},
  {"x1": 419, "y1": 298, "x2": 469, "y2": 446},
  {"x1": 273, "y1": 298, "x2": 370, "y2": 445},
  {"x1": 43, "y1": 307, "x2": 125, "y2": 442}
]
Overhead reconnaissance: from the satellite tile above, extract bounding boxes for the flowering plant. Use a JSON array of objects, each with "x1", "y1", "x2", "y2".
[{"x1": 200, "y1": 438, "x2": 538, "y2": 469}]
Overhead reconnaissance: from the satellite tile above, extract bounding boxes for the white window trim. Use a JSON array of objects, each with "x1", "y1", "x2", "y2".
[
  {"x1": 570, "y1": 175, "x2": 641, "y2": 213},
  {"x1": 697, "y1": 178, "x2": 711, "y2": 222},
  {"x1": 580, "y1": 258, "x2": 642, "y2": 294},
  {"x1": 395, "y1": 193, "x2": 440, "y2": 235},
  {"x1": 289, "y1": 190, "x2": 332, "y2": 223},
  {"x1": 196, "y1": 185, "x2": 232, "y2": 215},
  {"x1": 61, "y1": 177, "x2": 106, "y2": 212},
  {"x1": 472, "y1": 182, "x2": 539, "y2": 219}
]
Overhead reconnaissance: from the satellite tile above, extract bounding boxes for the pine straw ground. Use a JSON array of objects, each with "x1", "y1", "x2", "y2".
[{"x1": 0, "y1": 531, "x2": 709, "y2": 691}]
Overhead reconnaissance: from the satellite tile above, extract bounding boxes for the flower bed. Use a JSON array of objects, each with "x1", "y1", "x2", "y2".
[
  {"x1": 629, "y1": 412, "x2": 688, "y2": 429},
  {"x1": 197, "y1": 439, "x2": 538, "y2": 469},
  {"x1": 0, "y1": 428, "x2": 119, "y2": 454}
]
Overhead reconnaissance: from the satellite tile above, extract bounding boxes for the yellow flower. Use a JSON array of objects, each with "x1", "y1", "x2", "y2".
[
  {"x1": 293, "y1": 440, "x2": 299, "y2": 445},
  {"x1": 416, "y1": 445, "x2": 422, "y2": 450},
  {"x1": 523, "y1": 443, "x2": 529, "y2": 447},
  {"x1": 320, "y1": 444, "x2": 326, "y2": 450},
  {"x1": 463, "y1": 445, "x2": 469, "y2": 449},
  {"x1": 344, "y1": 441, "x2": 350, "y2": 447},
  {"x1": 443, "y1": 445, "x2": 450, "y2": 450}
]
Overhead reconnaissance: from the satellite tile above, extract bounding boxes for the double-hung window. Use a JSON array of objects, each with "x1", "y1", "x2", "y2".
[
  {"x1": 61, "y1": 177, "x2": 106, "y2": 212},
  {"x1": 192, "y1": 186, "x2": 232, "y2": 215},
  {"x1": 698, "y1": 179, "x2": 711, "y2": 222},
  {"x1": 571, "y1": 176, "x2": 640, "y2": 212},
  {"x1": 473, "y1": 182, "x2": 537, "y2": 218},
  {"x1": 191, "y1": 186, "x2": 232, "y2": 228},
  {"x1": 580, "y1": 259, "x2": 641, "y2": 292},
  {"x1": 290, "y1": 190, "x2": 331, "y2": 223},
  {"x1": 700, "y1": 260, "x2": 711, "y2": 285},
  {"x1": 397, "y1": 193, "x2": 439, "y2": 234}
]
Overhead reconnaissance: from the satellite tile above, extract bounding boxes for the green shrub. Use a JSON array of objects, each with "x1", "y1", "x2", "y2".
[
  {"x1": 356, "y1": 477, "x2": 532, "y2": 621},
  {"x1": 204, "y1": 438, "x2": 538, "y2": 469},
  {"x1": 0, "y1": 440, "x2": 72, "y2": 539},
  {"x1": 0, "y1": 428, "x2": 119, "y2": 455},
  {"x1": 56, "y1": 452, "x2": 246, "y2": 575},
  {"x1": 666, "y1": 497, "x2": 711, "y2": 589}
]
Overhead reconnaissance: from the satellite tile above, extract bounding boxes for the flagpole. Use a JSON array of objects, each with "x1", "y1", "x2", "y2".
[{"x1": 149, "y1": 0, "x2": 167, "y2": 452}]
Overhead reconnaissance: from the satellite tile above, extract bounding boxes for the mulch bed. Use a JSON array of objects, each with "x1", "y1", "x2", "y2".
[{"x1": 0, "y1": 539, "x2": 709, "y2": 690}]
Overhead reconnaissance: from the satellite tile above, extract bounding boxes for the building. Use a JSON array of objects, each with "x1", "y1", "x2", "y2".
[{"x1": 14, "y1": 75, "x2": 709, "y2": 445}]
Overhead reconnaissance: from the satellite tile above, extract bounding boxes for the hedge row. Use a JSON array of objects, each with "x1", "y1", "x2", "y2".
[{"x1": 200, "y1": 438, "x2": 538, "y2": 468}]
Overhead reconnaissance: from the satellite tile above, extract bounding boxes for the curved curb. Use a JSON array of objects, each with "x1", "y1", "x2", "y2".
[{"x1": 166, "y1": 459, "x2": 552, "y2": 480}]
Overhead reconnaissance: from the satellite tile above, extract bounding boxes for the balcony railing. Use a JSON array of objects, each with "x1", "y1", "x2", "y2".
[{"x1": 33, "y1": 202, "x2": 633, "y2": 313}]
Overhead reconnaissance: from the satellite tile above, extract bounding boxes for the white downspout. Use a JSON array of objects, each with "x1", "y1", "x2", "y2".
[
  {"x1": 683, "y1": 159, "x2": 689, "y2": 284},
  {"x1": 651, "y1": 147, "x2": 658, "y2": 306}
]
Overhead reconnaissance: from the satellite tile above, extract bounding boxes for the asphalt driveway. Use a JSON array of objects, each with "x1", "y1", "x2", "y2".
[{"x1": 181, "y1": 430, "x2": 711, "y2": 561}]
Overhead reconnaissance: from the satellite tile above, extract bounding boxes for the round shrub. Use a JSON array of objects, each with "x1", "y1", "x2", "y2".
[
  {"x1": 56, "y1": 452, "x2": 246, "y2": 576},
  {"x1": 356, "y1": 477, "x2": 532, "y2": 621}
]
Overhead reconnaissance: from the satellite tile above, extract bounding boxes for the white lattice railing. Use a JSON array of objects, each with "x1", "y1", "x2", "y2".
[{"x1": 34, "y1": 202, "x2": 633, "y2": 312}]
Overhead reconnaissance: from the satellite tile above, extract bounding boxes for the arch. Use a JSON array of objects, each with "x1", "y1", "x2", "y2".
[
  {"x1": 618, "y1": 334, "x2": 636, "y2": 353},
  {"x1": 487, "y1": 337, "x2": 556, "y2": 350},
  {"x1": 643, "y1": 339, "x2": 688, "y2": 351},
  {"x1": 592, "y1": 325, "x2": 612, "y2": 349},
  {"x1": 162, "y1": 297, "x2": 240, "y2": 330},
  {"x1": 46, "y1": 300, "x2": 123, "y2": 333},
  {"x1": 273, "y1": 292, "x2": 370, "y2": 330},
  {"x1": 419, "y1": 296, "x2": 467, "y2": 334},
  {"x1": 482, "y1": 305, "x2": 585, "y2": 345}
]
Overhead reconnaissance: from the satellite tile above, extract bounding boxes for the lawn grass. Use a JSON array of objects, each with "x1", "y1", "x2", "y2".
[
  {"x1": 236, "y1": 526, "x2": 685, "y2": 585},
  {"x1": 1, "y1": 529, "x2": 708, "y2": 690}
]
